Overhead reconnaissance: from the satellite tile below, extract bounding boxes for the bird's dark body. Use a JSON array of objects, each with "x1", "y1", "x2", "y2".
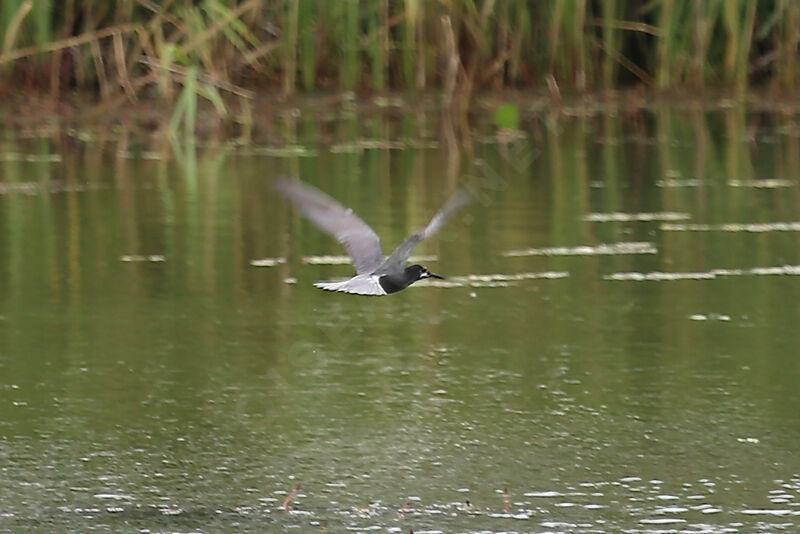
[
  {"x1": 378, "y1": 265, "x2": 438, "y2": 294},
  {"x1": 378, "y1": 273, "x2": 408, "y2": 294}
]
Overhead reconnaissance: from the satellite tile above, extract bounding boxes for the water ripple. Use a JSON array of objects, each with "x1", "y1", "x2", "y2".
[
  {"x1": 583, "y1": 212, "x2": 691, "y2": 222},
  {"x1": 503, "y1": 242, "x2": 657, "y2": 257},
  {"x1": 661, "y1": 221, "x2": 800, "y2": 232},
  {"x1": 605, "y1": 265, "x2": 800, "y2": 281},
  {"x1": 421, "y1": 271, "x2": 569, "y2": 288}
]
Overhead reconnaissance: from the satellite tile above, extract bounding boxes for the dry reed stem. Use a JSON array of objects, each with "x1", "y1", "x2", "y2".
[
  {"x1": 90, "y1": 38, "x2": 110, "y2": 98},
  {"x1": 238, "y1": 41, "x2": 281, "y2": 70},
  {"x1": 0, "y1": 23, "x2": 140, "y2": 66},
  {"x1": 1, "y1": 1, "x2": 795, "y2": 103},
  {"x1": 138, "y1": 56, "x2": 255, "y2": 99},
  {"x1": 113, "y1": 31, "x2": 137, "y2": 102},
  {"x1": 440, "y1": 15, "x2": 460, "y2": 107},
  {"x1": 282, "y1": 482, "x2": 302, "y2": 511},
  {"x1": 594, "y1": 37, "x2": 653, "y2": 85},
  {"x1": 588, "y1": 17, "x2": 661, "y2": 36},
  {"x1": 137, "y1": 0, "x2": 183, "y2": 30},
  {"x1": 396, "y1": 501, "x2": 413, "y2": 518},
  {"x1": 181, "y1": 0, "x2": 262, "y2": 58},
  {"x1": 91, "y1": 70, "x2": 160, "y2": 116}
]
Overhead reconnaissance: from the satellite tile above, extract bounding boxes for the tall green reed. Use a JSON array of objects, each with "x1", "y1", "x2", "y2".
[
  {"x1": 722, "y1": 0, "x2": 757, "y2": 92},
  {"x1": 364, "y1": 0, "x2": 388, "y2": 90},
  {"x1": 298, "y1": 0, "x2": 316, "y2": 91},
  {"x1": 600, "y1": 0, "x2": 621, "y2": 88},
  {"x1": 776, "y1": 0, "x2": 799, "y2": 89},
  {"x1": 401, "y1": 0, "x2": 419, "y2": 88}
]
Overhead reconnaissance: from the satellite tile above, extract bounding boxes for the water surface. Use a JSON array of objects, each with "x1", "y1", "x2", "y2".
[{"x1": 1, "y1": 102, "x2": 799, "y2": 532}]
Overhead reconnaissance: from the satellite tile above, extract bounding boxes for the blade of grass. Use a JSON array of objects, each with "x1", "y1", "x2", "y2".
[
  {"x1": 169, "y1": 64, "x2": 198, "y2": 139},
  {"x1": 198, "y1": 82, "x2": 227, "y2": 116},
  {"x1": 2, "y1": 0, "x2": 32, "y2": 54}
]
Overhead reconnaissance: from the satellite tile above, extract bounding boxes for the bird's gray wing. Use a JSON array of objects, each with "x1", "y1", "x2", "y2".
[
  {"x1": 274, "y1": 177, "x2": 384, "y2": 275},
  {"x1": 375, "y1": 189, "x2": 471, "y2": 275}
]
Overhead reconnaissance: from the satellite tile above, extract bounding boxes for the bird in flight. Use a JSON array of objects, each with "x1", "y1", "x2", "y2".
[{"x1": 275, "y1": 177, "x2": 470, "y2": 295}]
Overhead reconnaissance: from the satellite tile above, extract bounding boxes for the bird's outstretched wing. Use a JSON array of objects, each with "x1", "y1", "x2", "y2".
[
  {"x1": 375, "y1": 189, "x2": 471, "y2": 275},
  {"x1": 274, "y1": 177, "x2": 384, "y2": 275}
]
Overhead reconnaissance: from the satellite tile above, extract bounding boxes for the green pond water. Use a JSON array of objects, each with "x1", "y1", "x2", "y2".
[{"x1": 1, "y1": 102, "x2": 799, "y2": 533}]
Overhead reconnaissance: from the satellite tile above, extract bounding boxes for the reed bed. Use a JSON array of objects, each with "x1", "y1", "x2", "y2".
[{"x1": 0, "y1": 1, "x2": 798, "y2": 118}]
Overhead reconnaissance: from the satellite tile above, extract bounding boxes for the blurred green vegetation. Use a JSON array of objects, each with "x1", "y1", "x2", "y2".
[{"x1": 0, "y1": 0, "x2": 798, "y2": 105}]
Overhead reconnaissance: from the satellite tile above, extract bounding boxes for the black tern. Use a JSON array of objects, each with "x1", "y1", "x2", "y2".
[{"x1": 275, "y1": 177, "x2": 470, "y2": 295}]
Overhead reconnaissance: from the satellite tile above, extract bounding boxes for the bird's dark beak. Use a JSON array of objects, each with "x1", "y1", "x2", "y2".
[{"x1": 426, "y1": 271, "x2": 444, "y2": 279}]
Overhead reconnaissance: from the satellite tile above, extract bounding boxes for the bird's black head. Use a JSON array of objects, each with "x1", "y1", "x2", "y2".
[{"x1": 406, "y1": 264, "x2": 444, "y2": 282}]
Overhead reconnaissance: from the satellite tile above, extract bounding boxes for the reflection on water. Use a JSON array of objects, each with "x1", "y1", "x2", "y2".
[
  {"x1": 606, "y1": 264, "x2": 800, "y2": 281},
  {"x1": 503, "y1": 241, "x2": 657, "y2": 256},
  {"x1": 662, "y1": 221, "x2": 800, "y2": 231},
  {"x1": 1, "y1": 101, "x2": 800, "y2": 532}
]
